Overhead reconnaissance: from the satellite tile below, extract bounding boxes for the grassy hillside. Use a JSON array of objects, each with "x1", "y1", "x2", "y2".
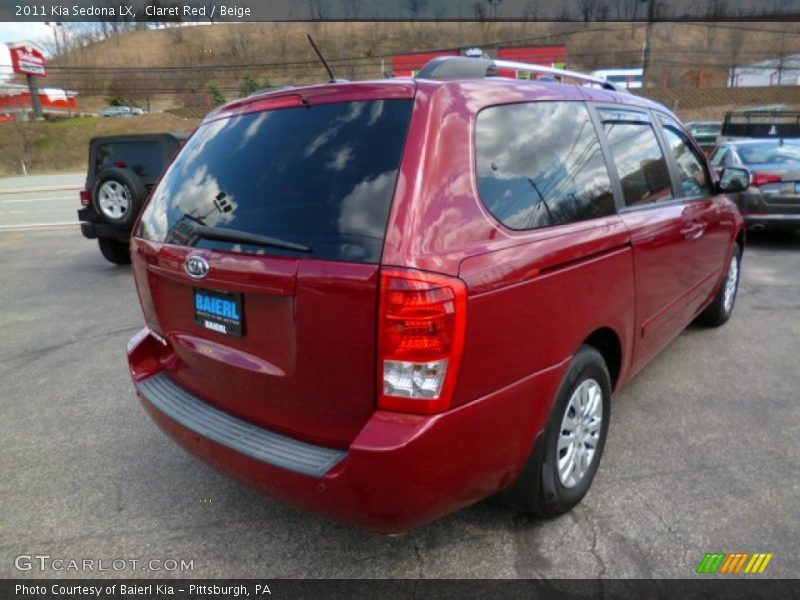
[
  {"x1": 51, "y1": 22, "x2": 633, "y2": 110},
  {"x1": 0, "y1": 113, "x2": 201, "y2": 176}
]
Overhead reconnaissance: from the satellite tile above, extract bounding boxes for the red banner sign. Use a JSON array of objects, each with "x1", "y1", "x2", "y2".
[{"x1": 9, "y1": 44, "x2": 47, "y2": 77}]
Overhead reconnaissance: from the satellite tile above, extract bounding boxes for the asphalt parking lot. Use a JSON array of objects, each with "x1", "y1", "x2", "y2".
[{"x1": 1, "y1": 197, "x2": 799, "y2": 578}]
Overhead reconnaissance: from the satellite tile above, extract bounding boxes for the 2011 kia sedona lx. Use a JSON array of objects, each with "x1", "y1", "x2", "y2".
[{"x1": 127, "y1": 57, "x2": 747, "y2": 533}]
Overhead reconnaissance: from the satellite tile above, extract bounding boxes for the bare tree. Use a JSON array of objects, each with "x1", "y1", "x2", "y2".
[
  {"x1": 523, "y1": 0, "x2": 539, "y2": 19},
  {"x1": 705, "y1": 0, "x2": 727, "y2": 19},
  {"x1": 472, "y1": 0, "x2": 487, "y2": 20},
  {"x1": 406, "y1": 0, "x2": 431, "y2": 18},
  {"x1": 307, "y1": 0, "x2": 329, "y2": 19},
  {"x1": 273, "y1": 22, "x2": 290, "y2": 64},
  {"x1": 597, "y1": 0, "x2": 610, "y2": 20},
  {"x1": 472, "y1": 1, "x2": 492, "y2": 41},
  {"x1": 166, "y1": 23, "x2": 184, "y2": 44},
  {"x1": 704, "y1": 22, "x2": 720, "y2": 50},
  {"x1": 340, "y1": 0, "x2": 363, "y2": 19},
  {"x1": 9, "y1": 120, "x2": 34, "y2": 174},
  {"x1": 363, "y1": 20, "x2": 389, "y2": 57},
  {"x1": 576, "y1": 0, "x2": 598, "y2": 21},
  {"x1": 610, "y1": 0, "x2": 639, "y2": 19},
  {"x1": 228, "y1": 24, "x2": 251, "y2": 61}
]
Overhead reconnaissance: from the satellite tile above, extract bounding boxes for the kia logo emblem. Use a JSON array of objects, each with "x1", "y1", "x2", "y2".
[{"x1": 185, "y1": 255, "x2": 209, "y2": 279}]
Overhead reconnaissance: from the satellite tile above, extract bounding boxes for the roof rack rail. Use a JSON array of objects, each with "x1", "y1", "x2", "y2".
[{"x1": 415, "y1": 56, "x2": 625, "y2": 93}]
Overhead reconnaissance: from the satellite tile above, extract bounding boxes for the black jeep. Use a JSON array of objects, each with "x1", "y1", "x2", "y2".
[{"x1": 78, "y1": 133, "x2": 188, "y2": 264}]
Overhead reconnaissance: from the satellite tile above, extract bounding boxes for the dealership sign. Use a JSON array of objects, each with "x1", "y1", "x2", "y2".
[{"x1": 9, "y1": 43, "x2": 47, "y2": 77}]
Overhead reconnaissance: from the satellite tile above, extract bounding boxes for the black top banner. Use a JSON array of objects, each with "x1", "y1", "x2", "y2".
[
  {"x1": 5, "y1": 579, "x2": 800, "y2": 600},
  {"x1": 1, "y1": 0, "x2": 799, "y2": 23}
]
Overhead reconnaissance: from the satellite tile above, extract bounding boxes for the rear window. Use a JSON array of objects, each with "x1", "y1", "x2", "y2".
[
  {"x1": 138, "y1": 99, "x2": 413, "y2": 263},
  {"x1": 690, "y1": 123, "x2": 721, "y2": 135},
  {"x1": 736, "y1": 141, "x2": 800, "y2": 165},
  {"x1": 96, "y1": 142, "x2": 162, "y2": 179}
]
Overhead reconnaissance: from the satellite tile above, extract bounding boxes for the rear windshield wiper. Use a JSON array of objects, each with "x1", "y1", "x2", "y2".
[{"x1": 187, "y1": 224, "x2": 312, "y2": 253}]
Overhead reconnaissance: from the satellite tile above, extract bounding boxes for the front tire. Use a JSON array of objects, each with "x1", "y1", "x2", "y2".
[
  {"x1": 98, "y1": 238, "x2": 131, "y2": 265},
  {"x1": 696, "y1": 244, "x2": 741, "y2": 327},
  {"x1": 499, "y1": 346, "x2": 611, "y2": 517}
]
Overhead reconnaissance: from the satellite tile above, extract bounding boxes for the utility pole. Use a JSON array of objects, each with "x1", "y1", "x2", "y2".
[
  {"x1": 486, "y1": 0, "x2": 502, "y2": 58},
  {"x1": 641, "y1": 0, "x2": 656, "y2": 88}
]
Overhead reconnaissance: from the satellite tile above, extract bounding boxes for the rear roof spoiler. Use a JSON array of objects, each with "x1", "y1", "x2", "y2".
[{"x1": 415, "y1": 56, "x2": 626, "y2": 93}]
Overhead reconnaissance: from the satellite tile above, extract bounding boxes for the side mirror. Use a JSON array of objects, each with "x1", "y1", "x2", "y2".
[{"x1": 717, "y1": 167, "x2": 750, "y2": 193}]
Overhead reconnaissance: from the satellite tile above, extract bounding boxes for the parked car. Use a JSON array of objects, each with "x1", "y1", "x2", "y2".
[
  {"x1": 127, "y1": 57, "x2": 746, "y2": 533},
  {"x1": 100, "y1": 105, "x2": 145, "y2": 117},
  {"x1": 709, "y1": 139, "x2": 800, "y2": 231},
  {"x1": 686, "y1": 121, "x2": 721, "y2": 154},
  {"x1": 78, "y1": 133, "x2": 187, "y2": 264}
]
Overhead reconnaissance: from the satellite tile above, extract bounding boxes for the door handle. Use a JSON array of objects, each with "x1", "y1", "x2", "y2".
[{"x1": 680, "y1": 221, "x2": 706, "y2": 240}]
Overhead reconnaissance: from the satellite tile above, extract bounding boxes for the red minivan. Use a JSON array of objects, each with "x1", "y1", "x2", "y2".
[{"x1": 128, "y1": 58, "x2": 748, "y2": 533}]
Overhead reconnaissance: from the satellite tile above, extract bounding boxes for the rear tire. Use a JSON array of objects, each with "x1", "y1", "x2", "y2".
[
  {"x1": 499, "y1": 346, "x2": 611, "y2": 517},
  {"x1": 98, "y1": 238, "x2": 131, "y2": 265},
  {"x1": 696, "y1": 244, "x2": 741, "y2": 327}
]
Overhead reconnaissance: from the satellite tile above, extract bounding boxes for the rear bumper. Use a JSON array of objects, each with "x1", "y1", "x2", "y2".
[
  {"x1": 734, "y1": 191, "x2": 800, "y2": 230},
  {"x1": 743, "y1": 213, "x2": 800, "y2": 230},
  {"x1": 129, "y1": 327, "x2": 565, "y2": 533},
  {"x1": 78, "y1": 208, "x2": 129, "y2": 240}
]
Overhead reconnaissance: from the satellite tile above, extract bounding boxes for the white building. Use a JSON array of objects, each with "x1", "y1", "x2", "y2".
[
  {"x1": 731, "y1": 54, "x2": 800, "y2": 87},
  {"x1": 0, "y1": 43, "x2": 12, "y2": 81}
]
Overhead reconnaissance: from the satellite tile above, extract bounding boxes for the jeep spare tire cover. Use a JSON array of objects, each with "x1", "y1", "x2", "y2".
[{"x1": 93, "y1": 168, "x2": 147, "y2": 228}]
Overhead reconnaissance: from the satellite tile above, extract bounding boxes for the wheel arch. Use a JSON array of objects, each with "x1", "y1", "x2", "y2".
[
  {"x1": 735, "y1": 228, "x2": 745, "y2": 254},
  {"x1": 582, "y1": 327, "x2": 623, "y2": 391}
]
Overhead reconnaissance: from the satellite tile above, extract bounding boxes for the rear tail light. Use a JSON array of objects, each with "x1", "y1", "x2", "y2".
[
  {"x1": 79, "y1": 189, "x2": 91, "y2": 206},
  {"x1": 751, "y1": 172, "x2": 782, "y2": 188},
  {"x1": 378, "y1": 268, "x2": 467, "y2": 414}
]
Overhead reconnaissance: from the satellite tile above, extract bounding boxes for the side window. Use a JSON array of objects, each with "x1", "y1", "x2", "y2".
[
  {"x1": 659, "y1": 117, "x2": 711, "y2": 198},
  {"x1": 475, "y1": 101, "x2": 615, "y2": 231},
  {"x1": 709, "y1": 147, "x2": 729, "y2": 167},
  {"x1": 599, "y1": 110, "x2": 672, "y2": 207}
]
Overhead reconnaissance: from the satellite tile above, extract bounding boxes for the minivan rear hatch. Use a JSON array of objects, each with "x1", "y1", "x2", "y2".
[{"x1": 132, "y1": 86, "x2": 415, "y2": 448}]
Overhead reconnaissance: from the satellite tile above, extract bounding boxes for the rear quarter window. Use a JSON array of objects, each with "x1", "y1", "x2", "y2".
[
  {"x1": 138, "y1": 100, "x2": 413, "y2": 264},
  {"x1": 475, "y1": 101, "x2": 615, "y2": 231}
]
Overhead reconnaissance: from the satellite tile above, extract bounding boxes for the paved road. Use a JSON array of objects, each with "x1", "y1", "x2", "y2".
[
  {"x1": 0, "y1": 173, "x2": 83, "y2": 230},
  {"x1": 0, "y1": 172, "x2": 85, "y2": 192},
  {"x1": 0, "y1": 226, "x2": 798, "y2": 579}
]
